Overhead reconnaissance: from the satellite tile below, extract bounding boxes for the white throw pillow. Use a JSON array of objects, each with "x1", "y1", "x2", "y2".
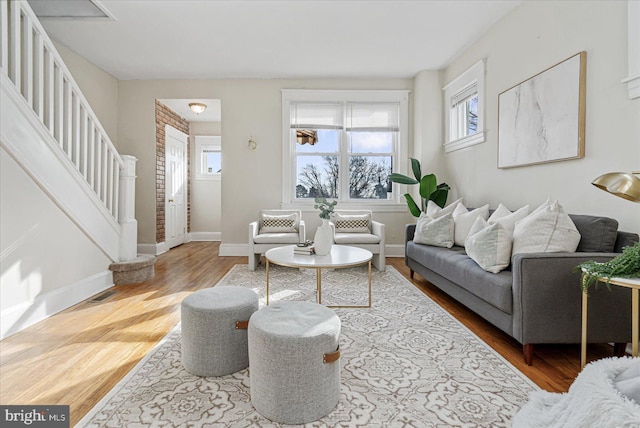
[
  {"x1": 260, "y1": 213, "x2": 297, "y2": 233},
  {"x1": 465, "y1": 217, "x2": 513, "y2": 273},
  {"x1": 488, "y1": 204, "x2": 530, "y2": 235},
  {"x1": 512, "y1": 200, "x2": 581, "y2": 255},
  {"x1": 333, "y1": 212, "x2": 370, "y2": 233},
  {"x1": 413, "y1": 213, "x2": 454, "y2": 248},
  {"x1": 426, "y1": 198, "x2": 463, "y2": 219},
  {"x1": 453, "y1": 203, "x2": 489, "y2": 247}
]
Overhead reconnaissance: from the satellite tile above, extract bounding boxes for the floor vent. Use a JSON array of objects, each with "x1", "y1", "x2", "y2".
[{"x1": 90, "y1": 291, "x2": 115, "y2": 302}]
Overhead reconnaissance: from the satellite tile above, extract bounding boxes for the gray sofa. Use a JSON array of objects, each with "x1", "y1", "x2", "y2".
[{"x1": 405, "y1": 213, "x2": 639, "y2": 365}]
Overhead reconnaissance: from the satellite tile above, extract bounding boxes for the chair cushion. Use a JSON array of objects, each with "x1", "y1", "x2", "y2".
[
  {"x1": 254, "y1": 233, "x2": 300, "y2": 244},
  {"x1": 334, "y1": 232, "x2": 380, "y2": 244},
  {"x1": 333, "y1": 212, "x2": 370, "y2": 233},
  {"x1": 260, "y1": 213, "x2": 297, "y2": 234}
]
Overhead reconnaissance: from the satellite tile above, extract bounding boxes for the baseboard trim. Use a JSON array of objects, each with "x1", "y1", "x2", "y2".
[
  {"x1": 385, "y1": 244, "x2": 405, "y2": 257},
  {"x1": 138, "y1": 242, "x2": 169, "y2": 256},
  {"x1": 190, "y1": 232, "x2": 221, "y2": 241},
  {"x1": 219, "y1": 243, "x2": 248, "y2": 257},
  {"x1": 0, "y1": 270, "x2": 113, "y2": 340}
]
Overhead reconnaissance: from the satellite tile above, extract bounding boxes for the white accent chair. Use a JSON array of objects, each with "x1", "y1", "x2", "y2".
[
  {"x1": 248, "y1": 210, "x2": 305, "y2": 271},
  {"x1": 331, "y1": 210, "x2": 385, "y2": 271}
]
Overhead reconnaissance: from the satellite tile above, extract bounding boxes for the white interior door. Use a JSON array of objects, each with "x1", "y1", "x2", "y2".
[{"x1": 165, "y1": 125, "x2": 188, "y2": 249}]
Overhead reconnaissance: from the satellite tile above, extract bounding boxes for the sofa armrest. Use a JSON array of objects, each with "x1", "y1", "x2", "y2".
[
  {"x1": 249, "y1": 221, "x2": 259, "y2": 251},
  {"x1": 371, "y1": 220, "x2": 385, "y2": 239},
  {"x1": 512, "y1": 251, "x2": 632, "y2": 345},
  {"x1": 405, "y1": 224, "x2": 416, "y2": 243}
]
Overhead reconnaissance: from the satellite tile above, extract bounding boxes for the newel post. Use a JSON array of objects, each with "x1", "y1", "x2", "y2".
[{"x1": 118, "y1": 155, "x2": 138, "y2": 262}]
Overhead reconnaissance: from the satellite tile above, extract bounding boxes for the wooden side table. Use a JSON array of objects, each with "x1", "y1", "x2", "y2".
[{"x1": 581, "y1": 276, "x2": 640, "y2": 368}]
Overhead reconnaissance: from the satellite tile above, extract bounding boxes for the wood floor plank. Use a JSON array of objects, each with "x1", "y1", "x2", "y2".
[{"x1": 0, "y1": 242, "x2": 619, "y2": 426}]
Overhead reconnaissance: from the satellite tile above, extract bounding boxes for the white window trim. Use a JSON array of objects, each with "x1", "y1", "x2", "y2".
[
  {"x1": 443, "y1": 60, "x2": 486, "y2": 153},
  {"x1": 623, "y1": 0, "x2": 640, "y2": 99},
  {"x1": 281, "y1": 89, "x2": 410, "y2": 212},
  {"x1": 194, "y1": 135, "x2": 221, "y2": 181}
]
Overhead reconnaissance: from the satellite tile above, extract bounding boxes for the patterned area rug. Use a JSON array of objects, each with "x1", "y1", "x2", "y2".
[{"x1": 78, "y1": 265, "x2": 538, "y2": 427}]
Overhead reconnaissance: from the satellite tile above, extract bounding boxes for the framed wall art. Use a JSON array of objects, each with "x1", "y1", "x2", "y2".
[{"x1": 498, "y1": 51, "x2": 586, "y2": 169}]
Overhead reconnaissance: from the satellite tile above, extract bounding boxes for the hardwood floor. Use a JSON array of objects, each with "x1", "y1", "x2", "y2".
[{"x1": 0, "y1": 242, "x2": 618, "y2": 426}]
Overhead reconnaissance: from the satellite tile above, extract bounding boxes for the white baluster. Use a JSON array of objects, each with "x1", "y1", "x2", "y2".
[
  {"x1": 64, "y1": 78, "x2": 72, "y2": 158},
  {"x1": 9, "y1": 0, "x2": 19, "y2": 87},
  {"x1": 81, "y1": 107, "x2": 88, "y2": 179},
  {"x1": 34, "y1": 32, "x2": 44, "y2": 120},
  {"x1": 73, "y1": 91, "x2": 80, "y2": 168},
  {"x1": 21, "y1": 10, "x2": 32, "y2": 106},
  {"x1": 44, "y1": 48, "x2": 53, "y2": 134},
  {"x1": 95, "y1": 134, "x2": 102, "y2": 196},
  {"x1": 54, "y1": 63, "x2": 63, "y2": 145}
]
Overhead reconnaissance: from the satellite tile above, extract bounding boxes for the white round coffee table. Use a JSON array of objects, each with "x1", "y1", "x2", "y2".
[{"x1": 265, "y1": 245, "x2": 373, "y2": 308}]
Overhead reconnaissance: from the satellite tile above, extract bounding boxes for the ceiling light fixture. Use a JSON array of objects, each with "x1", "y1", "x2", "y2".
[{"x1": 189, "y1": 102, "x2": 207, "y2": 115}]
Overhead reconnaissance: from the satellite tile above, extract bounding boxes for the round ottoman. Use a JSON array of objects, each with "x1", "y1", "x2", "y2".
[
  {"x1": 248, "y1": 301, "x2": 341, "y2": 424},
  {"x1": 181, "y1": 286, "x2": 259, "y2": 376}
]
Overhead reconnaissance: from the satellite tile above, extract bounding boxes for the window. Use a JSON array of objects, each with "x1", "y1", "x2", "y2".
[
  {"x1": 194, "y1": 136, "x2": 221, "y2": 180},
  {"x1": 443, "y1": 60, "x2": 485, "y2": 153},
  {"x1": 282, "y1": 90, "x2": 409, "y2": 210}
]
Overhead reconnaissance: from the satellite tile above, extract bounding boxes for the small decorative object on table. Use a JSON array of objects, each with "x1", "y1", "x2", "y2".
[
  {"x1": 294, "y1": 241, "x2": 316, "y2": 255},
  {"x1": 576, "y1": 242, "x2": 640, "y2": 294},
  {"x1": 313, "y1": 197, "x2": 337, "y2": 256}
]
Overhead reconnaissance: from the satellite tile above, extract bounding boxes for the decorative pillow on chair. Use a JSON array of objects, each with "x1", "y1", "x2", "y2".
[
  {"x1": 333, "y1": 212, "x2": 371, "y2": 233},
  {"x1": 426, "y1": 198, "x2": 463, "y2": 219},
  {"x1": 452, "y1": 203, "x2": 489, "y2": 247},
  {"x1": 260, "y1": 213, "x2": 298, "y2": 234},
  {"x1": 488, "y1": 204, "x2": 530, "y2": 235},
  {"x1": 465, "y1": 217, "x2": 512, "y2": 273},
  {"x1": 512, "y1": 200, "x2": 581, "y2": 255},
  {"x1": 413, "y1": 213, "x2": 454, "y2": 248}
]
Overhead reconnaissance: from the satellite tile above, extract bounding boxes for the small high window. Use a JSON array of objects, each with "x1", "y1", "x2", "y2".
[{"x1": 194, "y1": 136, "x2": 221, "y2": 180}]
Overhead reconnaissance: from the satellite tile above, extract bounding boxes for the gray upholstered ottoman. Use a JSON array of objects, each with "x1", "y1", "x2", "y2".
[
  {"x1": 248, "y1": 301, "x2": 341, "y2": 424},
  {"x1": 181, "y1": 286, "x2": 259, "y2": 377}
]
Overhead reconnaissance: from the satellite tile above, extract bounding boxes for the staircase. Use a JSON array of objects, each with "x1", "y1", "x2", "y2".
[{"x1": 0, "y1": 0, "x2": 142, "y2": 338}]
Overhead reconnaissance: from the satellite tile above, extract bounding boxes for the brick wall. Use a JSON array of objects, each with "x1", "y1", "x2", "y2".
[{"x1": 155, "y1": 100, "x2": 190, "y2": 244}]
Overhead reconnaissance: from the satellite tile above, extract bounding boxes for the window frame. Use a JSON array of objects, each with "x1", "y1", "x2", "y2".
[
  {"x1": 281, "y1": 89, "x2": 410, "y2": 212},
  {"x1": 443, "y1": 60, "x2": 486, "y2": 153},
  {"x1": 194, "y1": 135, "x2": 221, "y2": 181}
]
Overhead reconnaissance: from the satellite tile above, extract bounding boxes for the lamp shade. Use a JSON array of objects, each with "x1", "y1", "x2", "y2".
[{"x1": 592, "y1": 172, "x2": 640, "y2": 202}]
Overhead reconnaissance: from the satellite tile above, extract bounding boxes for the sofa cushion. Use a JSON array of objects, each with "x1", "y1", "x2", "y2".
[
  {"x1": 413, "y1": 213, "x2": 454, "y2": 248},
  {"x1": 453, "y1": 203, "x2": 490, "y2": 247},
  {"x1": 488, "y1": 204, "x2": 530, "y2": 235},
  {"x1": 254, "y1": 232, "x2": 300, "y2": 244},
  {"x1": 334, "y1": 232, "x2": 380, "y2": 244},
  {"x1": 512, "y1": 200, "x2": 581, "y2": 255},
  {"x1": 465, "y1": 218, "x2": 512, "y2": 273},
  {"x1": 569, "y1": 214, "x2": 619, "y2": 253},
  {"x1": 426, "y1": 198, "x2": 463, "y2": 218},
  {"x1": 406, "y1": 242, "x2": 513, "y2": 314}
]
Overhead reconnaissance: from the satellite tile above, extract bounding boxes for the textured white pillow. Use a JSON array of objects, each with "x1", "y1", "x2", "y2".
[
  {"x1": 512, "y1": 200, "x2": 581, "y2": 255},
  {"x1": 426, "y1": 198, "x2": 463, "y2": 219},
  {"x1": 413, "y1": 213, "x2": 454, "y2": 248},
  {"x1": 260, "y1": 213, "x2": 297, "y2": 233},
  {"x1": 465, "y1": 218, "x2": 513, "y2": 273},
  {"x1": 453, "y1": 203, "x2": 489, "y2": 247},
  {"x1": 333, "y1": 212, "x2": 370, "y2": 233},
  {"x1": 488, "y1": 204, "x2": 530, "y2": 235}
]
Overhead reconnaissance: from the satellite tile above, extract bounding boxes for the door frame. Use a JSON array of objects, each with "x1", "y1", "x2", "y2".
[{"x1": 164, "y1": 124, "x2": 188, "y2": 249}]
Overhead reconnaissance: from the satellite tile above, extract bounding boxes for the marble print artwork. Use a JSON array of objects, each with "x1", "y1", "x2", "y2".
[{"x1": 498, "y1": 53, "x2": 584, "y2": 168}]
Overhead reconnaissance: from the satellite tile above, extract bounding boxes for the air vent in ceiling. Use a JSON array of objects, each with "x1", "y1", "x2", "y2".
[{"x1": 27, "y1": 0, "x2": 115, "y2": 20}]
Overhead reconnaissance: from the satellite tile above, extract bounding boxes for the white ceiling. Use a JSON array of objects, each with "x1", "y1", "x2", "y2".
[{"x1": 34, "y1": 0, "x2": 521, "y2": 80}]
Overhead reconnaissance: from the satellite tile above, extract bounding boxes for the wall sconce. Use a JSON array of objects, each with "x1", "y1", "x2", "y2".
[
  {"x1": 592, "y1": 171, "x2": 640, "y2": 202},
  {"x1": 248, "y1": 136, "x2": 257, "y2": 150},
  {"x1": 189, "y1": 102, "x2": 207, "y2": 115}
]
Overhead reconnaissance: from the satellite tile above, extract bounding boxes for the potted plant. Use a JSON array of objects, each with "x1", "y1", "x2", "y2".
[
  {"x1": 389, "y1": 158, "x2": 450, "y2": 217},
  {"x1": 313, "y1": 197, "x2": 337, "y2": 255},
  {"x1": 576, "y1": 242, "x2": 640, "y2": 293}
]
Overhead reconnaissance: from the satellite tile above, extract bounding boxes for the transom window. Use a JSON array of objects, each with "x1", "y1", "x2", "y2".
[{"x1": 282, "y1": 90, "x2": 409, "y2": 210}]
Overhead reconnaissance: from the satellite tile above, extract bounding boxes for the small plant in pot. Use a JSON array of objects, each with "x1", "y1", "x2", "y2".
[
  {"x1": 389, "y1": 158, "x2": 450, "y2": 217},
  {"x1": 313, "y1": 197, "x2": 337, "y2": 255},
  {"x1": 576, "y1": 242, "x2": 640, "y2": 294}
]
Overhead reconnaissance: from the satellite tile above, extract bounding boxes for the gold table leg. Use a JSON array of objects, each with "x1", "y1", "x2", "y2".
[
  {"x1": 633, "y1": 288, "x2": 639, "y2": 357},
  {"x1": 266, "y1": 259, "x2": 270, "y2": 305},
  {"x1": 581, "y1": 291, "x2": 588, "y2": 369}
]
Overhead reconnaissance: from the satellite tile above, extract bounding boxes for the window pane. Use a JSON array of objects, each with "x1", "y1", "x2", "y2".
[
  {"x1": 466, "y1": 95, "x2": 478, "y2": 135},
  {"x1": 203, "y1": 152, "x2": 221, "y2": 173},
  {"x1": 349, "y1": 131, "x2": 393, "y2": 153},
  {"x1": 349, "y1": 156, "x2": 392, "y2": 199},
  {"x1": 296, "y1": 155, "x2": 338, "y2": 199},
  {"x1": 294, "y1": 129, "x2": 339, "y2": 153}
]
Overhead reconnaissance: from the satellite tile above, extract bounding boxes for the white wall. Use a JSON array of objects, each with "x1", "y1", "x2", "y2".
[
  {"x1": 117, "y1": 78, "x2": 415, "y2": 252},
  {"x1": 438, "y1": 0, "x2": 639, "y2": 233},
  {"x1": 0, "y1": 148, "x2": 113, "y2": 339},
  {"x1": 53, "y1": 41, "x2": 120, "y2": 147},
  {"x1": 190, "y1": 121, "x2": 222, "y2": 239}
]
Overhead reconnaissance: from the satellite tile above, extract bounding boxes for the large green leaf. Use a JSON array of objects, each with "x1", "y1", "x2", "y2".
[
  {"x1": 389, "y1": 173, "x2": 418, "y2": 185},
  {"x1": 429, "y1": 188, "x2": 449, "y2": 208},
  {"x1": 403, "y1": 194, "x2": 422, "y2": 217},
  {"x1": 410, "y1": 158, "x2": 422, "y2": 182},
  {"x1": 419, "y1": 174, "x2": 437, "y2": 200}
]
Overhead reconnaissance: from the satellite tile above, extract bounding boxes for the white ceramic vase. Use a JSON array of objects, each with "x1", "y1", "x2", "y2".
[{"x1": 314, "y1": 219, "x2": 333, "y2": 256}]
